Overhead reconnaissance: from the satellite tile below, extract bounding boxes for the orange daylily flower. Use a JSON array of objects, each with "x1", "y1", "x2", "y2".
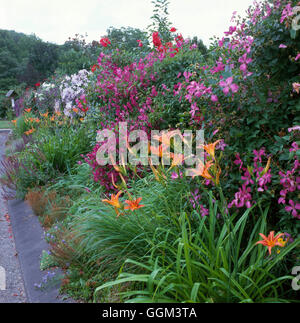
[
  {"x1": 170, "y1": 153, "x2": 184, "y2": 167},
  {"x1": 152, "y1": 130, "x2": 185, "y2": 144},
  {"x1": 55, "y1": 111, "x2": 62, "y2": 116},
  {"x1": 24, "y1": 128, "x2": 35, "y2": 136},
  {"x1": 124, "y1": 198, "x2": 145, "y2": 211},
  {"x1": 150, "y1": 144, "x2": 169, "y2": 158},
  {"x1": 11, "y1": 120, "x2": 17, "y2": 125},
  {"x1": 73, "y1": 108, "x2": 79, "y2": 113},
  {"x1": 111, "y1": 174, "x2": 119, "y2": 190},
  {"x1": 102, "y1": 191, "x2": 123, "y2": 209},
  {"x1": 203, "y1": 140, "x2": 221, "y2": 160},
  {"x1": 109, "y1": 154, "x2": 121, "y2": 173},
  {"x1": 256, "y1": 231, "x2": 285, "y2": 255},
  {"x1": 189, "y1": 160, "x2": 214, "y2": 180},
  {"x1": 24, "y1": 108, "x2": 31, "y2": 113},
  {"x1": 40, "y1": 112, "x2": 49, "y2": 118}
]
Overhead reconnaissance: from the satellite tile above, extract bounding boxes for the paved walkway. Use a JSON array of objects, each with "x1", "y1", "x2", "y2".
[{"x1": 0, "y1": 131, "x2": 27, "y2": 303}]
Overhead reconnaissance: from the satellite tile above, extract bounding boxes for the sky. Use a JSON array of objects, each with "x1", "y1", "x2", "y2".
[{"x1": 0, "y1": 0, "x2": 254, "y2": 46}]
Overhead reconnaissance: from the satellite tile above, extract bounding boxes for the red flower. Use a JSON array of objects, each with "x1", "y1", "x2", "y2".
[
  {"x1": 35, "y1": 82, "x2": 41, "y2": 87},
  {"x1": 175, "y1": 34, "x2": 184, "y2": 43},
  {"x1": 91, "y1": 64, "x2": 99, "y2": 73},
  {"x1": 137, "y1": 40, "x2": 143, "y2": 47},
  {"x1": 80, "y1": 106, "x2": 89, "y2": 113},
  {"x1": 152, "y1": 32, "x2": 162, "y2": 48},
  {"x1": 170, "y1": 27, "x2": 177, "y2": 33},
  {"x1": 100, "y1": 37, "x2": 111, "y2": 47}
]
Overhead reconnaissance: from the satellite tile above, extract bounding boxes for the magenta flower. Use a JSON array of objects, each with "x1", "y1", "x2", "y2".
[
  {"x1": 211, "y1": 95, "x2": 218, "y2": 102},
  {"x1": 280, "y1": 4, "x2": 294, "y2": 24},
  {"x1": 229, "y1": 184, "x2": 252, "y2": 209},
  {"x1": 241, "y1": 169, "x2": 254, "y2": 186},
  {"x1": 190, "y1": 189, "x2": 201, "y2": 209},
  {"x1": 279, "y1": 170, "x2": 296, "y2": 193},
  {"x1": 224, "y1": 26, "x2": 237, "y2": 36},
  {"x1": 234, "y1": 153, "x2": 244, "y2": 171},
  {"x1": 279, "y1": 44, "x2": 287, "y2": 49},
  {"x1": 219, "y1": 77, "x2": 239, "y2": 95},
  {"x1": 171, "y1": 172, "x2": 179, "y2": 180},
  {"x1": 288, "y1": 125, "x2": 300, "y2": 132},
  {"x1": 257, "y1": 171, "x2": 272, "y2": 192},
  {"x1": 199, "y1": 205, "x2": 209, "y2": 217},
  {"x1": 216, "y1": 139, "x2": 227, "y2": 151},
  {"x1": 289, "y1": 142, "x2": 299, "y2": 153},
  {"x1": 285, "y1": 200, "x2": 300, "y2": 219},
  {"x1": 171, "y1": 171, "x2": 183, "y2": 180},
  {"x1": 190, "y1": 102, "x2": 199, "y2": 118},
  {"x1": 212, "y1": 129, "x2": 219, "y2": 136},
  {"x1": 238, "y1": 53, "x2": 252, "y2": 73},
  {"x1": 278, "y1": 196, "x2": 286, "y2": 205},
  {"x1": 253, "y1": 148, "x2": 266, "y2": 165}
]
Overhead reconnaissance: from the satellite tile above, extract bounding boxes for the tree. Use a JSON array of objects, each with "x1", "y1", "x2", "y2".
[
  {"x1": 57, "y1": 34, "x2": 101, "y2": 75},
  {"x1": 191, "y1": 36, "x2": 208, "y2": 56},
  {"x1": 106, "y1": 26, "x2": 150, "y2": 51},
  {"x1": 26, "y1": 40, "x2": 59, "y2": 83}
]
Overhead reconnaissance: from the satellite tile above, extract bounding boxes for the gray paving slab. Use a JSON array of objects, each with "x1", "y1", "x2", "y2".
[{"x1": 8, "y1": 199, "x2": 65, "y2": 303}]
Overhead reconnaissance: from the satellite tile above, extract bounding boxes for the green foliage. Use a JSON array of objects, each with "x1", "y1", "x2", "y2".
[
  {"x1": 30, "y1": 122, "x2": 93, "y2": 174},
  {"x1": 43, "y1": 170, "x2": 299, "y2": 303},
  {"x1": 0, "y1": 90, "x2": 10, "y2": 118},
  {"x1": 40, "y1": 250, "x2": 59, "y2": 270},
  {"x1": 56, "y1": 34, "x2": 101, "y2": 76},
  {"x1": 107, "y1": 27, "x2": 151, "y2": 52},
  {"x1": 94, "y1": 195, "x2": 300, "y2": 303},
  {"x1": 3, "y1": 0, "x2": 299, "y2": 304},
  {"x1": 20, "y1": 40, "x2": 60, "y2": 86},
  {"x1": 11, "y1": 121, "x2": 93, "y2": 198},
  {"x1": 13, "y1": 113, "x2": 33, "y2": 136},
  {"x1": 148, "y1": 0, "x2": 173, "y2": 43},
  {"x1": 149, "y1": 49, "x2": 209, "y2": 128},
  {"x1": 0, "y1": 30, "x2": 59, "y2": 90}
]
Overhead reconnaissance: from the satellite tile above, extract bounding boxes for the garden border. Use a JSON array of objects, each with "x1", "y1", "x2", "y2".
[{"x1": 2, "y1": 130, "x2": 73, "y2": 303}]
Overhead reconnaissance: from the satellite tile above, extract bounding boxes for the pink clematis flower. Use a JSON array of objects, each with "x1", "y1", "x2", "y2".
[
  {"x1": 289, "y1": 142, "x2": 299, "y2": 153},
  {"x1": 211, "y1": 95, "x2": 219, "y2": 102},
  {"x1": 224, "y1": 26, "x2": 237, "y2": 36},
  {"x1": 293, "y1": 83, "x2": 300, "y2": 94},
  {"x1": 280, "y1": 3, "x2": 294, "y2": 24},
  {"x1": 285, "y1": 200, "x2": 300, "y2": 219},
  {"x1": 219, "y1": 77, "x2": 239, "y2": 95},
  {"x1": 288, "y1": 125, "x2": 300, "y2": 132},
  {"x1": 238, "y1": 53, "x2": 252, "y2": 73}
]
